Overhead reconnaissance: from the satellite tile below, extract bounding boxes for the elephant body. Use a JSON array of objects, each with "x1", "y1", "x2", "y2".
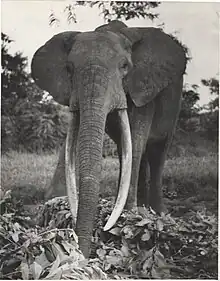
[{"x1": 31, "y1": 20, "x2": 187, "y2": 257}]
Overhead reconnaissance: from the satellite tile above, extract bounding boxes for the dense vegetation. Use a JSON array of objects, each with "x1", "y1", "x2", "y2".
[{"x1": 0, "y1": 180, "x2": 218, "y2": 279}]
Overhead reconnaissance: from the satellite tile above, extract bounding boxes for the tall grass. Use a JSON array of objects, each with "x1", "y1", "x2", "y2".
[
  {"x1": 1, "y1": 151, "x2": 217, "y2": 209},
  {"x1": 1, "y1": 151, "x2": 58, "y2": 191}
]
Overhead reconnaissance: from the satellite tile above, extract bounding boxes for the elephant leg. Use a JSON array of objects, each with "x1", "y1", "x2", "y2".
[
  {"x1": 126, "y1": 100, "x2": 155, "y2": 210},
  {"x1": 45, "y1": 142, "x2": 67, "y2": 199},
  {"x1": 146, "y1": 138, "x2": 169, "y2": 213},
  {"x1": 146, "y1": 81, "x2": 183, "y2": 213},
  {"x1": 137, "y1": 150, "x2": 150, "y2": 208}
]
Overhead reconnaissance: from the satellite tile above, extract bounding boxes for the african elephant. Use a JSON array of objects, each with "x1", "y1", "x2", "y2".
[{"x1": 31, "y1": 20, "x2": 187, "y2": 257}]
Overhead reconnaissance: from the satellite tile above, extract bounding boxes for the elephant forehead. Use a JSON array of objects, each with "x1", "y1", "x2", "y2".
[{"x1": 73, "y1": 32, "x2": 124, "y2": 57}]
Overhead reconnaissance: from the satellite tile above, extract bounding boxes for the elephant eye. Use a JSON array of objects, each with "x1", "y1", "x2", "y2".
[
  {"x1": 66, "y1": 61, "x2": 73, "y2": 73},
  {"x1": 119, "y1": 59, "x2": 129, "y2": 76}
]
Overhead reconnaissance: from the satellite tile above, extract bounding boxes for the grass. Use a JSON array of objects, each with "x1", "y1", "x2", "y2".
[
  {"x1": 1, "y1": 151, "x2": 218, "y2": 212},
  {"x1": 1, "y1": 151, "x2": 58, "y2": 191},
  {"x1": 164, "y1": 154, "x2": 218, "y2": 193}
]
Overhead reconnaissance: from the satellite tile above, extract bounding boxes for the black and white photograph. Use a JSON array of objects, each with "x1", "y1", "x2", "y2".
[{"x1": 1, "y1": 1, "x2": 219, "y2": 279}]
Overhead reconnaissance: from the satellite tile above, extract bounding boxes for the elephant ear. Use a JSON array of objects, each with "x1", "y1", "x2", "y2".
[
  {"x1": 118, "y1": 27, "x2": 187, "y2": 107},
  {"x1": 31, "y1": 31, "x2": 80, "y2": 106}
]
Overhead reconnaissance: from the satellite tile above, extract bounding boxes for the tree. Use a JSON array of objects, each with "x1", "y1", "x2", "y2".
[
  {"x1": 1, "y1": 33, "x2": 30, "y2": 115},
  {"x1": 201, "y1": 77, "x2": 219, "y2": 111},
  {"x1": 199, "y1": 77, "x2": 219, "y2": 141},
  {"x1": 49, "y1": 1, "x2": 160, "y2": 25},
  {"x1": 177, "y1": 84, "x2": 200, "y2": 131},
  {"x1": 1, "y1": 33, "x2": 45, "y2": 115}
]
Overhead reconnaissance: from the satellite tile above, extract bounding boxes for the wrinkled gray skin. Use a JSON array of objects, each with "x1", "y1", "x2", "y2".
[{"x1": 31, "y1": 20, "x2": 187, "y2": 257}]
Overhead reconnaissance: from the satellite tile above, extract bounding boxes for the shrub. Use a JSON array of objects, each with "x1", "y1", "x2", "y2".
[
  {"x1": 3, "y1": 195, "x2": 215, "y2": 280},
  {"x1": 1, "y1": 100, "x2": 69, "y2": 153}
]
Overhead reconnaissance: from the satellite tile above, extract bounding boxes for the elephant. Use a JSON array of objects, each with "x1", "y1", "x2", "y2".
[{"x1": 31, "y1": 20, "x2": 187, "y2": 257}]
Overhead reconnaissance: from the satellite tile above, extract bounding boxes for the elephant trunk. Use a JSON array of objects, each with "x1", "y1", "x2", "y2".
[
  {"x1": 74, "y1": 107, "x2": 132, "y2": 257},
  {"x1": 76, "y1": 102, "x2": 107, "y2": 257}
]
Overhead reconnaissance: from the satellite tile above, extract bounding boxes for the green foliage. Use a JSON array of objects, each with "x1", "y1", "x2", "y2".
[
  {"x1": 49, "y1": 1, "x2": 160, "y2": 25},
  {"x1": 175, "y1": 78, "x2": 218, "y2": 143},
  {"x1": 0, "y1": 191, "x2": 107, "y2": 280},
  {"x1": 200, "y1": 77, "x2": 219, "y2": 141},
  {"x1": 14, "y1": 195, "x2": 217, "y2": 279},
  {"x1": 199, "y1": 111, "x2": 218, "y2": 141},
  {"x1": 1, "y1": 99, "x2": 69, "y2": 153},
  {"x1": 85, "y1": 1, "x2": 160, "y2": 22},
  {"x1": 178, "y1": 84, "x2": 200, "y2": 131},
  {"x1": 94, "y1": 199, "x2": 217, "y2": 279},
  {"x1": 201, "y1": 77, "x2": 219, "y2": 111},
  {"x1": 201, "y1": 77, "x2": 219, "y2": 97},
  {"x1": 1, "y1": 33, "x2": 30, "y2": 115},
  {"x1": 1, "y1": 33, "x2": 44, "y2": 114}
]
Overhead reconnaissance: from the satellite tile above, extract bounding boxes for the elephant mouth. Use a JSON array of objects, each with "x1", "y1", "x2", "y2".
[{"x1": 65, "y1": 108, "x2": 132, "y2": 231}]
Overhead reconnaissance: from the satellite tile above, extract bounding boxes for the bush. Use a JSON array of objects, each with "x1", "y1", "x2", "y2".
[
  {"x1": 2, "y1": 194, "x2": 216, "y2": 279},
  {"x1": 1, "y1": 100, "x2": 69, "y2": 153},
  {"x1": 0, "y1": 191, "x2": 107, "y2": 280},
  {"x1": 95, "y1": 199, "x2": 218, "y2": 279},
  {"x1": 199, "y1": 111, "x2": 218, "y2": 141}
]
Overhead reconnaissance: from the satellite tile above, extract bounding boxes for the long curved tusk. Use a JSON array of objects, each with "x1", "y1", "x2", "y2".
[
  {"x1": 65, "y1": 111, "x2": 79, "y2": 224},
  {"x1": 104, "y1": 109, "x2": 132, "y2": 231}
]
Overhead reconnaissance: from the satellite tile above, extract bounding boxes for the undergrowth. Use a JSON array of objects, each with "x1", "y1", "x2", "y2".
[{"x1": 0, "y1": 193, "x2": 218, "y2": 279}]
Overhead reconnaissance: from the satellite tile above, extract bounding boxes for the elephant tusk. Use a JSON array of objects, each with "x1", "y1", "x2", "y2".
[
  {"x1": 65, "y1": 111, "x2": 79, "y2": 224},
  {"x1": 104, "y1": 109, "x2": 132, "y2": 231}
]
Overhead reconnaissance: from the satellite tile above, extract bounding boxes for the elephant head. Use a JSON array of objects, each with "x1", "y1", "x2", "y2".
[{"x1": 31, "y1": 20, "x2": 186, "y2": 257}]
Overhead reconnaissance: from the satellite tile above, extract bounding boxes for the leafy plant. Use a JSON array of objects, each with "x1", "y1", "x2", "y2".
[
  {"x1": 49, "y1": 1, "x2": 160, "y2": 26},
  {"x1": 37, "y1": 196, "x2": 218, "y2": 279},
  {"x1": 0, "y1": 191, "x2": 107, "y2": 280},
  {"x1": 94, "y1": 199, "x2": 218, "y2": 279}
]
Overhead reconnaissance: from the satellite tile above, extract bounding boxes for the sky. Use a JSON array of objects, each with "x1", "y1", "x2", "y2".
[{"x1": 1, "y1": 1, "x2": 220, "y2": 105}]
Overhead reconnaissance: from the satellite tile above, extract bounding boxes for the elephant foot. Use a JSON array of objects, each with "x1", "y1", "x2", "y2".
[
  {"x1": 137, "y1": 206, "x2": 149, "y2": 217},
  {"x1": 125, "y1": 200, "x2": 137, "y2": 211},
  {"x1": 149, "y1": 201, "x2": 168, "y2": 215},
  {"x1": 125, "y1": 188, "x2": 138, "y2": 210}
]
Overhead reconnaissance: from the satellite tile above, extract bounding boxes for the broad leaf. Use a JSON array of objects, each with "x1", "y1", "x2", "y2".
[
  {"x1": 142, "y1": 257, "x2": 153, "y2": 271},
  {"x1": 109, "y1": 227, "x2": 121, "y2": 236},
  {"x1": 156, "y1": 219, "x2": 164, "y2": 231},
  {"x1": 96, "y1": 248, "x2": 107, "y2": 260},
  {"x1": 141, "y1": 230, "x2": 151, "y2": 241},
  {"x1": 31, "y1": 261, "x2": 43, "y2": 280},
  {"x1": 136, "y1": 218, "x2": 152, "y2": 226},
  {"x1": 11, "y1": 231, "x2": 19, "y2": 242},
  {"x1": 20, "y1": 261, "x2": 29, "y2": 280}
]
